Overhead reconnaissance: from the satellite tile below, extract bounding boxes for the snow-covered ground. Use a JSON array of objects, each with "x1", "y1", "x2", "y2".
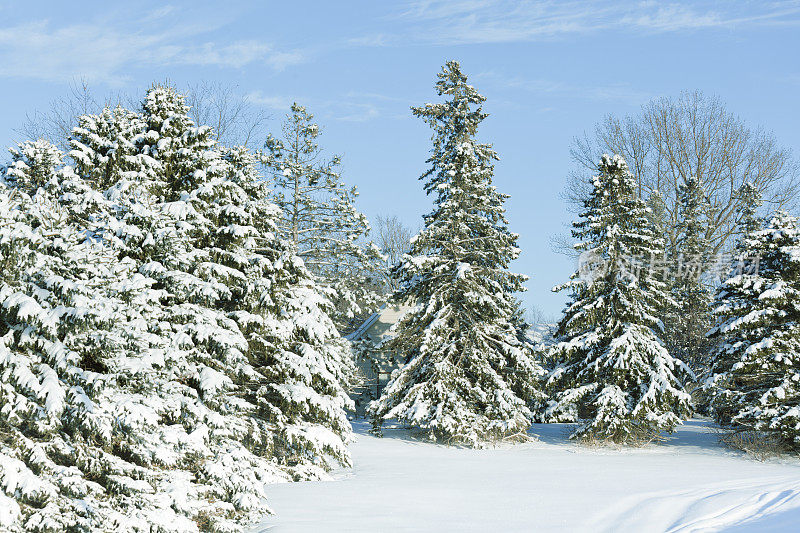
[{"x1": 250, "y1": 419, "x2": 800, "y2": 532}]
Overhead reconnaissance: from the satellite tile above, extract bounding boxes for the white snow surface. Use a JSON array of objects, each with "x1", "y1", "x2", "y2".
[{"x1": 250, "y1": 419, "x2": 800, "y2": 532}]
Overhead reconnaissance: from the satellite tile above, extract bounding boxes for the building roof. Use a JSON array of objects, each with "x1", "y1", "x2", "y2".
[{"x1": 345, "y1": 303, "x2": 411, "y2": 343}]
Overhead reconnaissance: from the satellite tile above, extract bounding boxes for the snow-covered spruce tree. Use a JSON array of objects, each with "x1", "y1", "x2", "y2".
[
  {"x1": 734, "y1": 181, "x2": 764, "y2": 243},
  {"x1": 0, "y1": 142, "x2": 222, "y2": 531},
  {"x1": 69, "y1": 105, "x2": 144, "y2": 191},
  {"x1": 545, "y1": 154, "x2": 692, "y2": 444},
  {"x1": 702, "y1": 182, "x2": 764, "y2": 391},
  {"x1": 368, "y1": 61, "x2": 545, "y2": 446},
  {"x1": 68, "y1": 95, "x2": 296, "y2": 531},
  {"x1": 645, "y1": 190, "x2": 670, "y2": 241},
  {"x1": 666, "y1": 176, "x2": 713, "y2": 374},
  {"x1": 0, "y1": 87, "x2": 357, "y2": 532},
  {"x1": 0, "y1": 144, "x2": 80, "y2": 531},
  {"x1": 119, "y1": 86, "x2": 356, "y2": 475},
  {"x1": 216, "y1": 145, "x2": 356, "y2": 472},
  {"x1": 706, "y1": 211, "x2": 800, "y2": 448},
  {"x1": 261, "y1": 103, "x2": 385, "y2": 332},
  {"x1": 4, "y1": 140, "x2": 63, "y2": 191},
  {"x1": 132, "y1": 86, "x2": 356, "y2": 463},
  {"x1": 643, "y1": 189, "x2": 680, "y2": 340}
]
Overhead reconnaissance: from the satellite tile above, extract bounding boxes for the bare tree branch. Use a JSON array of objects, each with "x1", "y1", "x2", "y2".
[
  {"x1": 561, "y1": 90, "x2": 800, "y2": 256},
  {"x1": 374, "y1": 214, "x2": 415, "y2": 267},
  {"x1": 185, "y1": 81, "x2": 270, "y2": 148},
  {"x1": 16, "y1": 80, "x2": 269, "y2": 153},
  {"x1": 15, "y1": 78, "x2": 124, "y2": 151}
]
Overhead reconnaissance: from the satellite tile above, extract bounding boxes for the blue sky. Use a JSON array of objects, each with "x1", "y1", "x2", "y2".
[{"x1": 0, "y1": 1, "x2": 798, "y2": 318}]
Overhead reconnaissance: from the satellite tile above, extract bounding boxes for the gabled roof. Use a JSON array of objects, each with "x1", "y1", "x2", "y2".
[
  {"x1": 345, "y1": 310, "x2": 382, "y2": 341},
  {"x1": 345, "y1": 303, "x2": 412, "y2": 343}
]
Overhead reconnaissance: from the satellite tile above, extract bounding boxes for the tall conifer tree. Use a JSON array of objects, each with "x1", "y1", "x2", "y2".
[
  {"x1": 735, "y1": 182, "x2": 763, "y2": 242},
  {"x1": 546, "y1": 155, "x2": 692, "y2": 444},
  {"x1": 0, "y1": 140, "x2": 224, "y2": 531},
  {"x1": 369, "y1": 61, "x2": 544, "y2": 446},
  {"x1": 667, "y1": 176, "x2": 713, "y2": 373},
  {"x1": 707, "y1": 211, "x2": 800, "y2": 448},
  {"x1": 0, "y1": 86, "x2": 357, "y2": 532},
  {"x1": 261, "y1": 104, "x2": 385, "y2": 332}
]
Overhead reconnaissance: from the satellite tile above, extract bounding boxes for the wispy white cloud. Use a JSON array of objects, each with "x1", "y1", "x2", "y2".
[
  {"x1": 0, "y1": 12, "x2": 304, "y2": 84},
  {"x1": 331, "y1": 102, "x2": 381, "y2": 122},
  {"x1": 621, "y1": 0, "x2": 800, "y2": 31},
  {"x1": 782, "y1": 73, "x2": 800, "y2": 86},
  {"x1": 141, "y1": 5, "x2": 177, "y2": 22},
  {"x1": 360, "y1": 0, "x2": 800, "y2": 46},
  {"x1": 331, "y1": 91, "x2": 419, "y2": 121},
  {"x1": 246, "y1": 90, "x2": 411, "y2": 123},
  {"x1": 245, "y1": 91, "x2": 295, "y2": 111},
  {"x1": 346, "y1": 34, "x2": 392, "y2": 47},
  {"x1": 171, "y1": 41, "x2": 303, "y2": 70},
  {"x1": 475, "y1": 70, "x2": 651, "y2": 102}
]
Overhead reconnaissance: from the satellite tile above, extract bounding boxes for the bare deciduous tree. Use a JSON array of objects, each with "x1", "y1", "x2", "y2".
[
  {"x1": 16, "y1": 79, "x2": 124, "y2": 151},
  {"x1": 374, "y1": 214, "x2": 415, "y2": 267},
  {"x1": 523, "y1": 304, "x2": 556, "y2": 327},
  {"x1": 185, "y1": 81, "x2": 269, "y2": 148},
  {"x1": 17, "y1": 80, "x2": 268, "y2": 152},
  {"x1": 373, "y1": 215, "x2": 416, "y2": 292},
  {"x1": 564, "y1": 90, "x2": 799, "y2": 256}
]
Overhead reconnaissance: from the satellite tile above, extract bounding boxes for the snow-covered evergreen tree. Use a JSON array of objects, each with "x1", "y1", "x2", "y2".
[
  {"x1": 118, "y1": 85, "x2": 357, "y2": 474},
  {"x1": 734, "y1": 181, "x2": 763, "y2": 243},
  {"x1": 261, "y1": 104, "x2": 385, "y2": 332},
  {"x1": 0, "y1": 86, "x2": 357, "y2": 532},
  {"x1": 0, "y1": 141, "x2": 225, "y2": 531},
  {"x1": 4, "y1": 140, "x2": 63, "y2": 191},
  {"x1": 215, "y1": 145, "x2": 356, "y2": 472},
  {"x1": 645, "y1": 190, "x2": 670, "y2": 242},
  {"x1": 706, "y1": 211, "x2": 800, "y2": 448},
  {"x1": 69, "y1": 105, "x2": 144, "y2": 191},
  {"x1": 545, "y1": 154, "x2": 692, "y2": 444},
  {"x1": 368, "y1": 61, "x2": 545, "y2": 446},
  {"x1": 667, "y1": 176, "x2": 713, "y2": 373}
]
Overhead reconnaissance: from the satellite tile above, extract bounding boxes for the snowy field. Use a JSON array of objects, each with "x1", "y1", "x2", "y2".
[{"x1": 251, "y1": 419, "x2": 800, "y2": 532}]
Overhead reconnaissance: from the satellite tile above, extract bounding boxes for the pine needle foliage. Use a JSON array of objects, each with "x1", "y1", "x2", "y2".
[
  {"x1": 545, "y1": 155, "x2": 692, "y2": 445},
  {"x1": 369, "y1": 61, "x2": 545, "y2": 447}
]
